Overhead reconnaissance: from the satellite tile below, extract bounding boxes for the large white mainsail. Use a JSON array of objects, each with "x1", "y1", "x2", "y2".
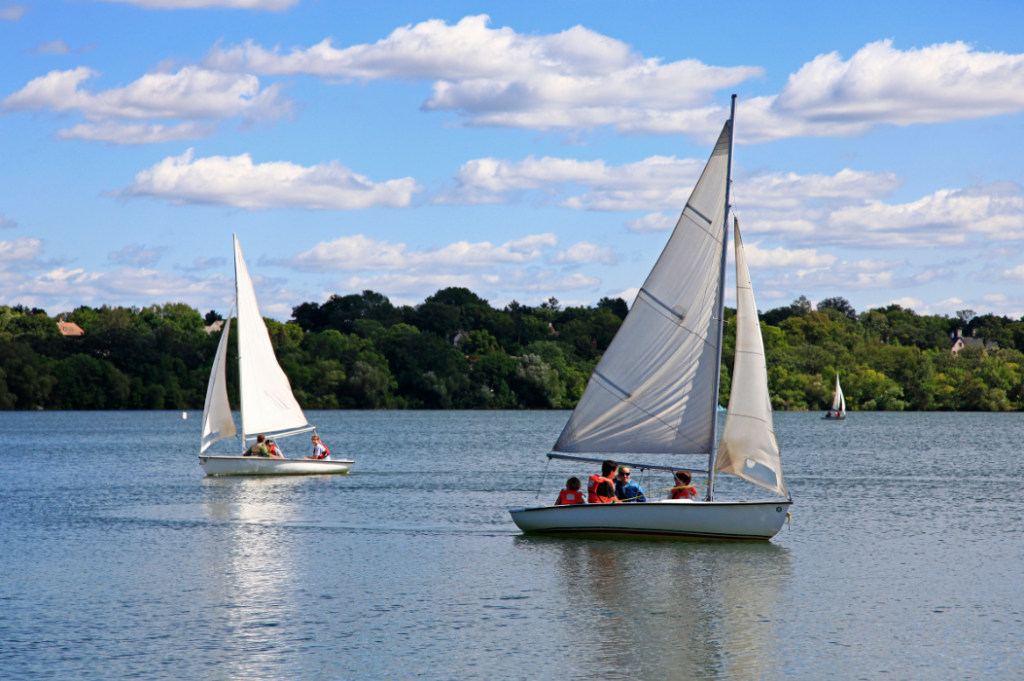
[
  {"x1": 233, "y1": 235, "x2": 308, "y2": 440},
  {"x1": 200, "y1": 301, "x2": 236, "y2": 453},
  {"x1": 553, "y1": 121, "x2": 733, "y2": 456},
  {"x1": 716, "y1": 220, "x2": 787, "y2": 497},
  {"x1": 831, "y1": 374, "x2": 846, "y2": 414}
]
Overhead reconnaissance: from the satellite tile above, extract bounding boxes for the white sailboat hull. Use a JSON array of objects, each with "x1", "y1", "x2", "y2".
[
  {"x1": 509, "y1": 499, "x2": 792, "y2": 541},
  {"x1": 198, "y1": 456, "x2": 354, "y2": 477}
]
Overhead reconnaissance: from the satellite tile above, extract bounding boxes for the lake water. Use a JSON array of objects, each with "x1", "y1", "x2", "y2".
[{"x1": 1, "y1": 411, "x2": 1022, "y2": 680}]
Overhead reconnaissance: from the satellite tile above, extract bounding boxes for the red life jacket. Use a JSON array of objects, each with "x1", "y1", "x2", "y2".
[
  {"x1": 316, "y1": 442, "x2": 331, "y2": 460},
  {"x1": 588, "y1": 475, "x2": 616, "y2": 504},
  {"x1": 556, "y1": 490, "x2": 583, "y2": 506},
  {"x1": 671, "y1": 486, "x2": 697, "y2": 500}
]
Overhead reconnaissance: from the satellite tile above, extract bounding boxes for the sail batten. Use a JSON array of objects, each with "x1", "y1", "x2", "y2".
[
  {"x1": 552, "y1": 121, "x2": 732, "y2": 456},
  {"x1": 200, "y1": 301, "x2": 236, "y2": 452},
  {"x1": 716, "y1": 220, "x2": 787, "y2": 497},
  {"x1": 234, "y1": 235, "x2": 308, "y2": 440}
]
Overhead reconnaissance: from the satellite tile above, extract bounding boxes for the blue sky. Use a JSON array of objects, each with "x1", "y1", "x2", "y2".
[{"x1": 2, "y1": 0, "x2": 1023, "y2": 319}]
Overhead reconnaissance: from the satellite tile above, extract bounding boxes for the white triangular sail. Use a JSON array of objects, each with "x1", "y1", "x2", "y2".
[
  {"x1": 716, "y1": 220, "x2": 787, "y2": 497},
  {"x1": 200, "y1": 301, "x2": 236, "y2": 452},
  {"x1": 234, "y1": 235, "x2": 308, "y2": 439},
  {"x1": 553, "y1": 122, "x2": 732, "y2": 455},
  {"x1": 831, "y1": 374, "x2": 846, "y2": 413}
]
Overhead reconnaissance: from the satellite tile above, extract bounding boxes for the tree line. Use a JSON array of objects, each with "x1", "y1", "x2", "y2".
[{"x1": 1, "y1": 290, "x2": 1022, "y2": 411}]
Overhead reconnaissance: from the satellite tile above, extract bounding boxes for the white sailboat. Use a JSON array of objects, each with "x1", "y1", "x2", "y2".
[
  {"x1": 198, "y1": 235, "x2": 354, "y2": 476},
  {"x1": 509, "y1": 96, "x2": 791, "y2": 540},
  {"x1": 822, "y1": 373, "x2": 846, "y2": 420}
]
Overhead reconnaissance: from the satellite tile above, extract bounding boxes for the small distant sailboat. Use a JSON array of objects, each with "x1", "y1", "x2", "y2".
[
  {"x1": 197, "y1": 235, "x2": 354, "y2": 476},
  {"x1": 509, "y1": 96, "x2": 791, "y2": 541},
  {"x1": 822, "y1": 373, "x2": 846, "y2": 420}
]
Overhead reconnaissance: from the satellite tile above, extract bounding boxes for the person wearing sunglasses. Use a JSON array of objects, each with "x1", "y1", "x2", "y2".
[{"x1": 615, "y1": 466, "x2": 647, "y2": 503}]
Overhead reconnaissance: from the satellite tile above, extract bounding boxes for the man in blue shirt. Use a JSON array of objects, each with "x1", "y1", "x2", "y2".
[{"x1": 615, "y1": 466, "x2": 647, "y2": 502}]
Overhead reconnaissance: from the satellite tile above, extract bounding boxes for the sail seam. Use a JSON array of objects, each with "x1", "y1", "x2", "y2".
[
  {"x1": 636, "y1": 290, "x2": 716, "y2": 350},
  {"x1": 590, "y1": 378, "x2": 710, "y2": 453},
  {"x1": 686, "y1": 204, "x2": 712, "y2": 224}
]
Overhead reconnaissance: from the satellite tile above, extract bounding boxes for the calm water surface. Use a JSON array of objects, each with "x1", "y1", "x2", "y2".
[{"x1": 1, "y1": 411, "x2": 1022, "y2": 680}]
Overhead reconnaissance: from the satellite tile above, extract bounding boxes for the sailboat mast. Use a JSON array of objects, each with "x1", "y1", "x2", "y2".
[
  {"x1": 233, "y1": 233, "x2": 246, "y2": 452},
  {"x1": 706, "y1": 94, "x2": 737, "y2": 501}
]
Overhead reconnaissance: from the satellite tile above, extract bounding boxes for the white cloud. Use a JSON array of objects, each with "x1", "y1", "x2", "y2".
[
  {"x1": 0, "y1": 214, "x2": 17, "y2": 229},
  {"x1": 0, "y1": 4, "x2": 25, "y2": 20},
  {"x1": 116, "y1": 149, "x2": 421, "y2": 209},
  {"x1": 0, "y1": 237, "x2": 44, "y2": 264},
  {"x1": 30, "y1": 40, "x2": 95, "y2": 56},
  {"x1": 203, "y1": 24, "x2": 1024, "y2": 141},
  {"x1": 3, "y1": 66, "x2": 291, "y2": 144},
  {"x1": 94, "y1": 0, "x2": 298, "y2": 10},
  {"x1": 820, "y1": 182, "x2": 1024, "y2": 247},
  {"x1": 626, "y1": 212, "x2": 675, "y2": 234},
  {"x1": 4, "y1": 66, "x2": 291, "y2": 121},
  {"x1": 741, "y1": 243, "x2": 838, "y2": 269},
  {"x1": 176, "y1": 256, "x2": 226, "y2": 271},
  {"x1": 550, "y1": 241, "x2": 619, "y2": 265},
  {"x1": 614, "y1": 40, "x2": 1024, "y2": 143},
  {"x1": 202, "y1": 14, "x2": 760, "y2": 131},
  {"x1": 56, "y1": 121, "x2": 217, "y2": 144},
  {"x1": 279, "y1": 233, "x2": 560, "y2": 272},
  {"x1": 108, "y1": 244, "x2": 167, "y2": 266},
  {"x1": 442, "y1": 153, "x2": 899, "y2": 213}
]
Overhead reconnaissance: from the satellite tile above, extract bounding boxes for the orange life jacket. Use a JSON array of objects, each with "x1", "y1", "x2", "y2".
[
  {"x1": 671, "y1": 486, "x2": 697, "y2": 500},
  {"x1": 315, "y1": 442, "x2": 331, "y2": 459},
  {"x1": 588, "y1": 475, "x2": 616, "y2": 504},
  {"x1": 556, "y1": 489, "x2": 584, "y2": 506}
]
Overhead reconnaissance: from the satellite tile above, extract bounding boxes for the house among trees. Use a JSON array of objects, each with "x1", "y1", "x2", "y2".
[
  {"x1": 950, "y1": 327, "x2": 998, "y2": 355},
  {"x1": 204, "y1": 320, "x2": 225, "y2": 335},
  {"x1": 56, "y1": 320, "x2": 84, "y2": 336}
]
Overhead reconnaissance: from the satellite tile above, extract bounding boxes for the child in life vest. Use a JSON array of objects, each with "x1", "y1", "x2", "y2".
[
  {"x1": 670, "y1": 471, "x2": 698, "y2": 500},
  {"x1": 555, "y1": 477, "x2": 585, "y2": 505}
]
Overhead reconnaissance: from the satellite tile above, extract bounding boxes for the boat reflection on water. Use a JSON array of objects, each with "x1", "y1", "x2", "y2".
[
  {"x1": 196, "y1": 476, "x2": 311, "y2": 678},
  {"x1": 516, "y1": 536, "x2": 792, "y2": 680}
]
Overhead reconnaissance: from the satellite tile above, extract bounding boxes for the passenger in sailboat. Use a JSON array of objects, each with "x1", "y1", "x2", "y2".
[
  {"x1": 555, "y1": 477, "x2": 584, "y2": 505},
  {"x1": 246, "y1": 434, "x2": 270, "y2": 457},
  {"x1": 303, "y1": 435, "x2": 331, "y2": 460},
  {"x1": 614, "y1": 467, "x2": 647, "y2": 502},
  {"x1": 670, "y1": 471, "x2": 698, "y2": 500},
  {"x1": 588, "y1": 461, "x2": 620, "y2": 504},
  {"x1": 265, "y1": 439, "x2": 284, "y2": 458}
]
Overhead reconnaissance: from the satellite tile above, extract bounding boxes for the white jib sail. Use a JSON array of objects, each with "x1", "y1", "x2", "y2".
[
  {"x1": 234, "y1": 235, "x2": 309, "y2": 439},
  {"x1": 716, "y1": 219, "x2": 788, "y2": 497},
  {"x1": 200, "y1": 301, "x2": 236, "y2": 453},
  {"x1": 832, "y1": 374, "x2": 845, "y2": 413},
  {"x1": 553, "y1": 122, "x2": 732, "y2": 455}
]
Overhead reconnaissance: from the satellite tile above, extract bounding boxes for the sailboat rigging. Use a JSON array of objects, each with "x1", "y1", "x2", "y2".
[
  {"x1": 509, "y1": 96, "x2": 791, "y2": 540},
  {"x1": 198, "y1": 235, "x2": 354, "y2": 476}
]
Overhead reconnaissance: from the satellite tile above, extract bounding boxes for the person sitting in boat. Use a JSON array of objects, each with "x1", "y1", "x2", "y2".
[
  {"x1": 555, "y1": 477, "x2": 584, "y2": 505},
  {"x1": 246, "y1": 434, "x2": 271, "y2": 457},
  {"x1": 265, "y1": 439, "x2": 284, "y2": 458},
  {"x1": 615, "y1": 466, "x2": 647, "y2": 502},
  {"x1": 670, "y1": 471, "x2": 698, "y2": 500},
  {"x1": 588, "y1": 460, "x2": 620, "y2": 504},
  {"x1": 303, "y1": 434, "x2": 331, "y2": 460}
]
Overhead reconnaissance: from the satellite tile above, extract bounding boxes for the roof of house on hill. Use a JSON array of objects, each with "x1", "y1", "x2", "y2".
[
  {"x1": 204, "y1": 320, "x2": 225, "y2": 334},
  {"x1": 57, "y1": 321, "x2": 84, "y2": 336},
  {"x1": 951, "y1": 328, "x2": 997, "y2": 354}
]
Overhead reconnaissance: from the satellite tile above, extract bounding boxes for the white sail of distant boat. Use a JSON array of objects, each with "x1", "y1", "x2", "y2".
[
  {"x1": 823, "y1": 373, "x2": 847, "y2": 420},
  {"x1": 510, "y1": 96, "x2": 792, "y2": 540},
  {"x1": 197, "y1": 235, "x2": 353, "y2": 476}
]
